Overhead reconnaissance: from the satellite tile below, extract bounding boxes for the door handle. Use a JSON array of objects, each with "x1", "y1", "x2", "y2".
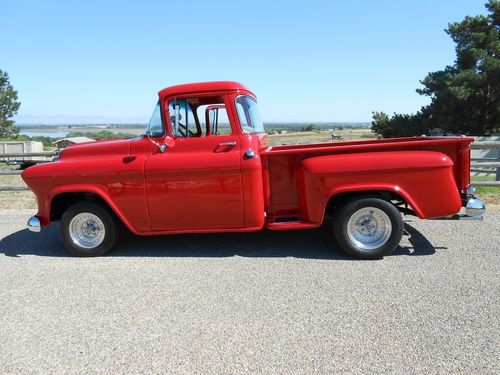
[{"x1": 218, "y1": 141, "x2": 236, "y2": 146}]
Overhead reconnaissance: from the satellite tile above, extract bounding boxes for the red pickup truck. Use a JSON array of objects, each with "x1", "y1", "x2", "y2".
[{"x1": 22, "y1": 81, "x2": 485, "y2": 259}]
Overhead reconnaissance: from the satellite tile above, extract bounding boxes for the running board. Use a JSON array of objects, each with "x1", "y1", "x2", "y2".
[{"x1": 266, "y1": 222, "x2": 320, "y2": 231}]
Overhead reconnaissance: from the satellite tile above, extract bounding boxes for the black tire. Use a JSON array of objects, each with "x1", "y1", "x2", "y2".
[
  {"x1": 60, "y1": 202, "x2": 119, "y2": 256},
  {"x1": 333, "y1": 197, "x2": 403, "y2": 260}
]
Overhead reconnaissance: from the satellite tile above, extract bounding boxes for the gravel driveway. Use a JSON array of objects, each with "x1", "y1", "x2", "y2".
[{"x1": 0, "y1": 209, "x2": 499, "y2": 374}]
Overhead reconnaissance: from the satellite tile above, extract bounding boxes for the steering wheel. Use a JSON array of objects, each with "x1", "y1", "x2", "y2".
[{"x1": 178, "y1": 122, "x2": 196, "y2": 138}]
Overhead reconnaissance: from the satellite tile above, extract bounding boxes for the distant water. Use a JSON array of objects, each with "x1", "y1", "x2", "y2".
[{"x1": 20, "y1": 130, "x2": 69, "y2": 138}]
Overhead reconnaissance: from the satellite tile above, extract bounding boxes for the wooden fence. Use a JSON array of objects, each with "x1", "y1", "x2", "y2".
[{"x1": 0, "y1": 142, "x2": 499, "y2": 191}]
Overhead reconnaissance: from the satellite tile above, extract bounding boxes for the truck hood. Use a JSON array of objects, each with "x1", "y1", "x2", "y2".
[{"x1": 57, "y1": 138, "x2": 132, "y2": 160}]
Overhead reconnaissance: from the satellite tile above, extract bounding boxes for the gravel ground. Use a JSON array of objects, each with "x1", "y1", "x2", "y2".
[{"x1": 0, "y1": 209, "x2": 499, "y2": 374}]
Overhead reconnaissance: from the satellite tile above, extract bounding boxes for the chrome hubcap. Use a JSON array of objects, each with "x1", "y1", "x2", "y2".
[
  {"x1": 69, "y1": 213, "x2": 105, "y2": 249},
  {"x1": 347, "y1": 207, "x2": 392, "y2": 250}
]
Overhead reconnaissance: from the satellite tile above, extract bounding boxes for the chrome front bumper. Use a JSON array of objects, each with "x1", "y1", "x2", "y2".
[{"x1": 27, "y1": 216, "x2": 41, "y2": 232}]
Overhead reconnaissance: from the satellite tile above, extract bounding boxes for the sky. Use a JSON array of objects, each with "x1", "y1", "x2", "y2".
[{"x1": 2, "y1": 0, "x2": 490, "y2": 124}]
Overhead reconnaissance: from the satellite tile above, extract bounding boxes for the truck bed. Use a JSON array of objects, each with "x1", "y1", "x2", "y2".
[
  {"x1": 262, "y1": 136, "x2": 473, "y2": 156},
  {"x1": 260, "y1": 136, "x2": 474, "y2": 223}
]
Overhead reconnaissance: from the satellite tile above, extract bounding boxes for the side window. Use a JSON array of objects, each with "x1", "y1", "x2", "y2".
[
  {"x1": 168, "y1": 95, "x2": 232, "y2": 138},
  {"x1": 197, "y1": 105, "x2": 231, "y2": 136},
  {"x1": 168, "y1": 99, "x2": 198, "y2": 138}
]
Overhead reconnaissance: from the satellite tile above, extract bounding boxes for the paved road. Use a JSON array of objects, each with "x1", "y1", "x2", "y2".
[{"x1": 0, "y1": 209, "x2": 499, "y2": 374}]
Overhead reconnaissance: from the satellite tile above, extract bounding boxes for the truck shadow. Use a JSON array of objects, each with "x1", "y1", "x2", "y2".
[{"x1": 0, "y1": 222, "x2": 443, "y2": 259}]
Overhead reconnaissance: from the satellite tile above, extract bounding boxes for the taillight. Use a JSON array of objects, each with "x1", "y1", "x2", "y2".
[{"x1": 460, "y1": 143, "x2": 471, "y2": 193}]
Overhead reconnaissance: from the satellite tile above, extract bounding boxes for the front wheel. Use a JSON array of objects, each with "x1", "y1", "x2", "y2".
[
  {"x1": 60, "y1": 202, "x2": 119, "y2": 256},
  {"x1": 333, "y1": 197, "x2": 403, "y2": 259}
]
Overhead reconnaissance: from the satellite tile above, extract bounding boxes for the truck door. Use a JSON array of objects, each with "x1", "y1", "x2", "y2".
[{"x1": 144, "y1": 95, "x2": 245, "y2": 231}]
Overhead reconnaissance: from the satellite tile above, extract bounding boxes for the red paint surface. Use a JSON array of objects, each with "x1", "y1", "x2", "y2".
[{"x1": 22, "y1": 82, "x2": 473, "y2": 235}]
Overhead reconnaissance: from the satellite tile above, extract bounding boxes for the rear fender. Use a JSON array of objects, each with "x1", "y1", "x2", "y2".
[{"x1": 297, "y1": 151, "x2": 462, "y2": 223}]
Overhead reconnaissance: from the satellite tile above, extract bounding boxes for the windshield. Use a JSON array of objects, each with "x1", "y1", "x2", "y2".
[
  {"x1": 235, "y1": 96, "x2": 264, "y2": 134},
  {"x1": 145, "y1": 101, "x2": 163, "y2": 137}
]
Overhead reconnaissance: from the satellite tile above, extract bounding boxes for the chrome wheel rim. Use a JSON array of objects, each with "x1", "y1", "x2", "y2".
[
  {"x1": 347, "y1": 207, "x2": 392, "y2": 250},
  {"x1": 69, "y1": 213, "x2": 105, "y2": 249}
]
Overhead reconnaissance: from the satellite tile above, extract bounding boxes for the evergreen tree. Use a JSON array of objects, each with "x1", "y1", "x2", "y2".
[
  {"x1": 373, "y1": 1, "x2": 500, "y2": 137},
  {"x1": 0, "y1": 69, "x2": 21, "y2": 138}
]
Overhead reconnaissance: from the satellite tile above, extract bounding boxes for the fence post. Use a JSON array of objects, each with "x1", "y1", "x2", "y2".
[{"x1": 497, "y1": 148, "x2": 500, "y2": 181}]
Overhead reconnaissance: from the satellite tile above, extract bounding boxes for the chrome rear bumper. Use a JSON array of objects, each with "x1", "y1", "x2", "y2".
[
  {"x1": 463, "y1": 197, "x2": 486, "y2": 218},
  {"x1": 27, "y1": 216, "x2": 41, "y2": 232},
  {"x1": 435, "y1": 193, "x2": 485, "y2": 221}
]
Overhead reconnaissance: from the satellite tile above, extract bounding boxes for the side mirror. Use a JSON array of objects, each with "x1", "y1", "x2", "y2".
[
  {"x1": 158, "y1": 136, "x2": 175, "y2": 153},
  {"x1": 164, "y1": 136, "x2": 175, "y2": 148}
]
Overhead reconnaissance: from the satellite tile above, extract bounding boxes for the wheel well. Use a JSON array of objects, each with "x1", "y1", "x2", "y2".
[
  {"x1": 324, "y1": 190, "x2": 415, "y2": 217},
  {"x1": 50, "y1": 192, "x2": 111, "y2": 222}
]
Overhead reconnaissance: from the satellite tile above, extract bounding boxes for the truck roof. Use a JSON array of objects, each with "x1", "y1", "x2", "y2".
[{"x1": 158, "y1": 81, "x2": 253, "y2": 99}]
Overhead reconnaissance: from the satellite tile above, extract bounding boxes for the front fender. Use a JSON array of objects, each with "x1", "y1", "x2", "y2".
[
  {"x1": 31, "y1": 184, "x2": 144, "y2": 235},
  {"x1": 22, "y1": 152, "x2": 150, "y2": 234},
  {"x1": 297, "y1": 151, "x2": 462, "y2": 222},
  {"x1": 46, "y1": 185, "x2": 140, "y2": 234}
]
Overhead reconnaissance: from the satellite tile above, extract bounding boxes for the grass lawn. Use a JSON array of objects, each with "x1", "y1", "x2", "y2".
[
  {"x1": 471, "y1": 175, "x2": 500, "y2": 196},
  {"x1": 470, "y1": 175, "x2": 500, "y2": 209}
]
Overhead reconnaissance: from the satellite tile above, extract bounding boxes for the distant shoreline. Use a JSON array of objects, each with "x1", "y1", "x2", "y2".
[
  {"x1": 17, "y1": 122, "x2": 372, "y2": 139},
  {"x1": 17, "y1": 122, "x2": 371, "y2": 129}
]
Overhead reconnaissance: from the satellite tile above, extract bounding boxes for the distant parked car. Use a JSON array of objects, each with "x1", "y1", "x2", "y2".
[{"x1": 331, "y1": 133, "x2": 343, "y2": 140}]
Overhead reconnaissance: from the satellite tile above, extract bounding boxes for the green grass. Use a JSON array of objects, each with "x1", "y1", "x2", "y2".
[
  {"x1": 476, "y1": 186, "x2": 500, "y2": 194},
  {"x1": 471, "y1": 175, "x2": 500, "y2": 195},
  {"x1": 471, "y1": 175, "x2": 496, "y2": 181}
]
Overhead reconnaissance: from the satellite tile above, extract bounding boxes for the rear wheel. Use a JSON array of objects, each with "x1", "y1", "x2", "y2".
[
  {"x1": 333, "y1": 197, "x2": 403, "y2": 259},
  {"x1": 60, "y1": 202, "x2": 119, "y2": 256}
]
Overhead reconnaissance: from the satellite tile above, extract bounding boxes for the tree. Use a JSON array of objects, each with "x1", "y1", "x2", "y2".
[
  {"x1": 302, "y1": 123, "x2": 320, "y2": 132},
  {"x1": 0, "y1": 70, "x2": 21, "y2": 138},
  {"x1": 371, "y1": 111, "x2": 431, "y2": 138},
  {"x1": 372, "y1": 1, "x2": 500, "y2": 137},
  {"x1": 371, "y1": 112, "x2": 391, "y2": 138},
  {"x1": 418, "y1": 0, "x2": 500, "y2": 135}
]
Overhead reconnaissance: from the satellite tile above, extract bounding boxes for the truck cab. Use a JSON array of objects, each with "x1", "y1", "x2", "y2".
[
  {"x1": 140, "y1": 81, "x2": 268, "y2": 232},
  {"x1": 22, "y1": 81, "x2": 485, "y2": 259}
]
